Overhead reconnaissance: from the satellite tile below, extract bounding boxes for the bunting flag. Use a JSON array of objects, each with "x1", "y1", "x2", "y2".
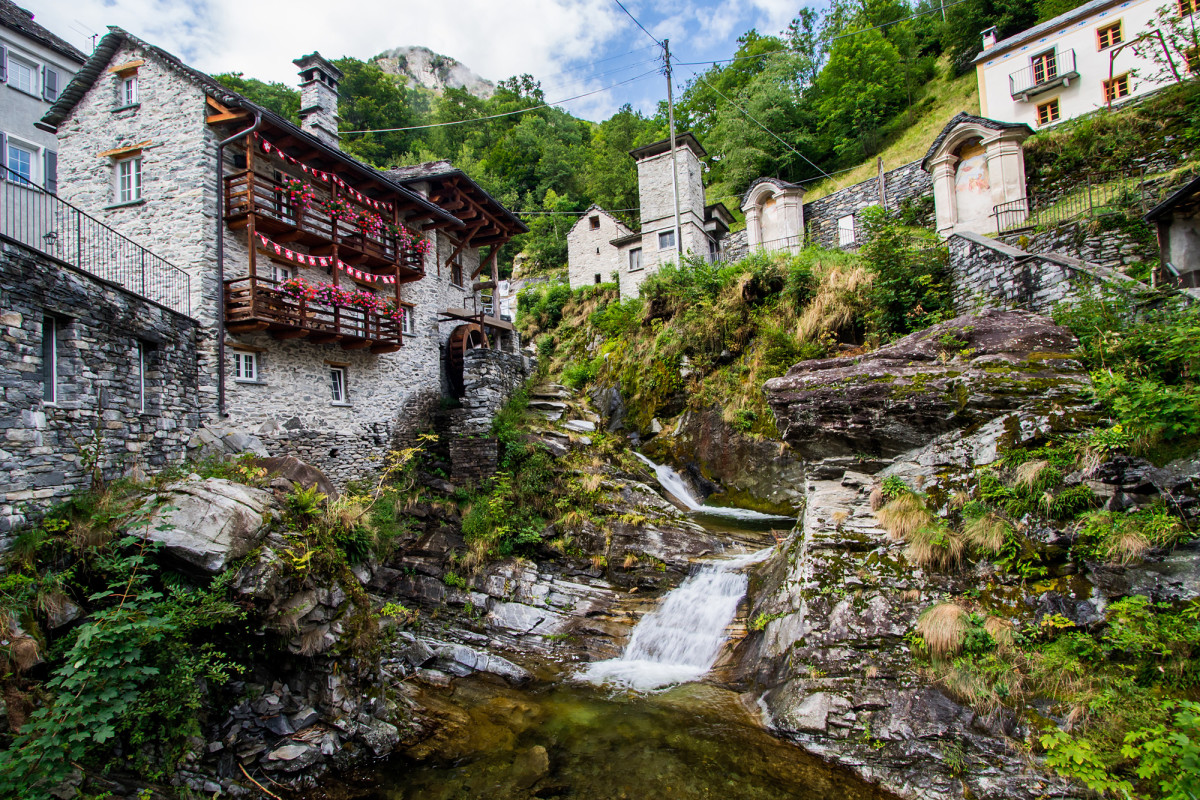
[
  {"x1": 254, "y1": 232, "x2": 397, "y2": 284},
  {"x1": 253, "y1": 132, "x2": 393, "y2": 213}
]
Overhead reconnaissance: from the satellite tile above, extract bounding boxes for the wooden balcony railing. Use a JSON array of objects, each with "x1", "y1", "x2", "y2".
[
  {"x1": 223, "y1": 170, "x2": 425, "y2": 278},
  {"x1": 224, "y1": 276, "x2": 403, "y2": 354}
]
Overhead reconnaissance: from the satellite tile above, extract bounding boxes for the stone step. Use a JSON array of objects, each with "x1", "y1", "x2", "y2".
[{"x1": 563, "y1": 419, "x2": 596, "y2": 433}]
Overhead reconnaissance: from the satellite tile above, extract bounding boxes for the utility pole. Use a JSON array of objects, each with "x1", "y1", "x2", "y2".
[{"x1": 664, "y1": 39, "x2": 683, "y2": 261}]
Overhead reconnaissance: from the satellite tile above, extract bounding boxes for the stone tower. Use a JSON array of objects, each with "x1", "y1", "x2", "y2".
[{"x1": 294, "y1": 52, "x2": 343, "y2": 149}]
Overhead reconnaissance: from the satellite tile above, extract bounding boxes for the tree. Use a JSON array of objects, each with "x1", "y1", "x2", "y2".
[
  {"x1": 212, "y1": 73, "x2": 300, "y2": 122},
  {"x1": 334, "y1": 58, "x2": 415, "y2": 166},
  {"x1": 812, "y1": 28, "x2": 908, "y2": 162}
]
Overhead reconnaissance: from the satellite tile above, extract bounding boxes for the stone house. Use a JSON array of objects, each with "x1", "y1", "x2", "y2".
[
  {"x1": 1145, "y1": 172, "x2": 1200, "y2": 288},
  {"x1": 565, "y1": 133, "x2": 733, "y2": 299},
  {"x1": 566, "y1": 205, "x2": 632, "y2": 289},
  {"x1": 974, "y1": 0, "x2": 1187, "y2": 130},
  {"x1": 37, "y1": 28, "x2": 526, "y2": 484},
  {"x1": 0, "y1": 0, "x2": 85, "y2": 190}
]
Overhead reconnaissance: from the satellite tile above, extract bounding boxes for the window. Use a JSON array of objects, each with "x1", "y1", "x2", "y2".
[
  {"x1": 589, "y1": 215, "x2": 600, "y2": 230},
  {"x1": 708, "y1": 238, "x2": 720, "y2": 262},
  {"x1": 330, "y1": 366, "x2": 347, "y2": 404},
  {"x1": 9, "y1": 56, "x2": 35, "y2": 95},
  {"x1": 233, "y1": 350, "x2": 258, "y2": 382},
  {"x1": 658, "y1": 229, "x2": 675, "y2": 250},
  {"x1": 450, "y1": 261, "x2": 464, "y2": 287},
  {"x1": 629, "y1": 247, "x2": 642, "y2": 271},
  {"x1": 1188, "y1": 47, "x2": 1200, "y2": 74},
  {"x1": 837, "y1": 215, "x2": 856, "y2": 246},
  {"x1": 137, "y1": 341, "x2": 146, "y2": 413},
  {"x1": 1181, "y1": 0, "x2": 1195, "y2": 17},
  {"x1": 1104, "y1": 73, "x2": 1131, "y2": 102},
  {"x1": 117, "y1": 157, "x2": 142, "y2": 203},
  {"x1": 594, "y1": 273, "x2": 602, "y2": 284},
  {"x1": 122, "y1": 75, "x2": 138, "y2": 106},
  {"x1": 270, "y1": 263, "x2": 294, "y2": 284},
  {"x1": 273, "y1": 169, "x2": 294, "y2": 218},
  {"x1": 1037, "y1": 98, "x2": 1061, "y2": 126},
  {"x1": 400, "y1": 305, "x2": 415, "y2": 336},
  {"x1": 42, "y1": 316, "x2": 56, "y2": 404},
  {"x1": 1031, "y1": 50, "x2": 1058, "y2": 85},
  {"x1": 6, "y1": 140, "x2": 34, "y2": 185},
  {"x1": 1097, "y1": 21, "x2": 1123, "y2": 50}
]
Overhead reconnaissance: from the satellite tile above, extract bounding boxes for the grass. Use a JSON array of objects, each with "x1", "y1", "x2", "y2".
[
  {"x1": 802, "y1": 61, "x2": 979, "y2": 202},
  {"x1": 916, "y1": 603, "x2": 969, "y2": 661}
]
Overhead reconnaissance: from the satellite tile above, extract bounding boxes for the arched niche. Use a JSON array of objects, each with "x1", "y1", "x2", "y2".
[
  {"x1": 922, "y1": 113, "x2": 1032, "y2": 237},
  {"x1": 741, "y1": 178, "x2": 805, "y2": 252}
]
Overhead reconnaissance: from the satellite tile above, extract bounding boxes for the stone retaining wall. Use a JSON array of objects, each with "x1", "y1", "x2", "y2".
[
  {"x1": 1000, "y1": 218, "x2": 1158, "y2": 274},
  {"x1": 804, "y1": 161, "x2": 933, "y2": 249},
  {"x1": 448, "y1": 348, "x2": 528, "y2": 483},
  {"x1": 948, "y1": 231, "x2": 1147, "y2": 314},
  {"x1": 0, "y1": 240, "x2": 200, "y2": 536}
]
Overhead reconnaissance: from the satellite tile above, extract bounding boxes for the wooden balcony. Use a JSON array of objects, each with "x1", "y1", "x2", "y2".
[
  {"x1": 224, "y1": 170, "x2": 425, "y2": 280},
  {"x1": 224, "y1": 276, "x2": 403, "y2": 354}
]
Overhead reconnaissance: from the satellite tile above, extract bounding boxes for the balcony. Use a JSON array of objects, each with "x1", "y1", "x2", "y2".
[
  {"x1": 1010, "y1": 49, "x2": 1079, "y2": 101},
  {"x1": 224, "y1": 276, "x2": 402, "y2": 354},
  {"x1": 224, "y1": 170, "x2": 425, "y2": 279}
]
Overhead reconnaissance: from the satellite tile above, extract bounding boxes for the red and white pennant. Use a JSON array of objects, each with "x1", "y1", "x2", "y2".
[{"x1": 255, "y1": 232, "x2": 397, "y2": 284}]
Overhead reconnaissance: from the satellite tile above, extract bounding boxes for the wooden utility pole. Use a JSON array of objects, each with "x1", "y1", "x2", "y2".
[{"x1": 664, "y1": 39, "x2": 683, "y2": 257}]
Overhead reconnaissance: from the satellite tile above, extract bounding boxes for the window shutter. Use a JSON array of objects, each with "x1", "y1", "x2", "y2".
[
  {"x1": 0, "y1": 132, "x2": 6, "y2": 183},
  {"x1": 44, "y1": 150, "x2": 57, "y2": 194},
  {"x1": 43, "y1": 67, "x2": 58, "y2": 102},
  {"x1": 0, "y1": 45, "x2": 7, "y2": 83}
]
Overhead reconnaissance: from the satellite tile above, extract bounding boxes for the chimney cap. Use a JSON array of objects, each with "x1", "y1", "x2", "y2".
[
  {"x1": 293, "y1": 52, "x2": 344, "y2": 83},
  {"x1": 980, "y1": 25, "x2": 999, "y2": 48}
]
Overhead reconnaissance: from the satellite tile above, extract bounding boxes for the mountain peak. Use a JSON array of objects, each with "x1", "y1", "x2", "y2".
[{"x1": 373, "y1": 45, "x2": 495, "y2": 99}]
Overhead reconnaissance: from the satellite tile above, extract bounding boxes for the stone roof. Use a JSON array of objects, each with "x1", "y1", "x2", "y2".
[
  {"x1": 742, "y1": 176, "x2": 802, "y2": 206},
  {"x1": 567, "y1": 204, "x2": 634, "y2": 237},
  {"x1": 971, "y1": 0, "x2": 1122, "y2": 63},
  {"x1": 388, "y1": 160, "x2": 456, "y2": 181},
  {"x1": 921, "y1": 112, "x2": 1032, "y2": 171},
  {"x1": 0, "y1": 0, "x2": 87, "y2": 64},
  {"x1": 38, "y1": 28, "x2": 458, "y2": 228},
  {"x1": 387, "y1": 163, "x2": 527, "y2": 234},
  {"x1": 629, "y1": 132, "x2": 706, "y2": 161},
  {"x1": 1145, "y1": 174, "x2": 1200, "y2": 222}
]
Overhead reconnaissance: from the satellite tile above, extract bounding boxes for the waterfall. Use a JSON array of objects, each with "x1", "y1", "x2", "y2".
[
  {"x1": 580, "y1": 548, "x2": 773, "y2": 691},
  {"x1": 631, "y1": 453, "x2": 791, "y2": 522}
]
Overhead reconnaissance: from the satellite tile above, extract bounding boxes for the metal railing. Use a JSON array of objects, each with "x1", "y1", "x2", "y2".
[
  {"x1": 995, "y1": 168, "x2": 1151, "y2": 233},
  {"x1": 0, "y1": 165, "x2": 192, "y2": 315},
  {"x1": 1010, "y1": 49, "x2": 1078, "y2": 99}
]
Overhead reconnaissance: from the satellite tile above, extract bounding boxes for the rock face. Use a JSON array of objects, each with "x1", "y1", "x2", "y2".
[
  {"x1": 763, "y1": 309, "x2": 1088, "y2": 459},
  {"x1": 373, "y1": 45, "x2": 496, "y2": 98},
  {"x1": 140, "y1": 478, "x2": 277, "y2": 572}
]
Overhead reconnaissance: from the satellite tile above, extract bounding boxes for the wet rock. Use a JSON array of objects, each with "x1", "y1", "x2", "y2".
[
  {"x1": 590, "y1": 384, "x2": 627, "y2": 432},
  {"x1": 1087, "y1": 541, "x2": 1200, "y2": 602},
  {"x1": 764, "y1": 309, "x2": 1088, "y2": 459},
  {"x1": 512, "y1": 745, "x2": 550, "y2": 789},
  {"x1": 264, "y1": 743, "x2": 321, "y2": 773},
  {"x1": 256, "y1": 455, "x2": 338, "y2": 501},
  {"x1": 357, "y1": 717, "x2": 400, "y2": 757},
  {"x1": 427, "y1": 639, "x2": 532, "y2": 684},
  {"x1": 563, "y1": 419, "x2": 596, "y2": 433},
  {"x1": 140, "y1": 479, "x2": 277, "y2": 573}
]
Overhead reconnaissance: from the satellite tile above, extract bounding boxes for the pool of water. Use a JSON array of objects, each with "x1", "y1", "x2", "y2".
[{"x1": 308, "y1": 679, "x2": 892, "y2": 800}]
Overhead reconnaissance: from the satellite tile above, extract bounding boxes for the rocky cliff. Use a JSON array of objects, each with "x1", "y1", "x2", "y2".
[{"x1": 373, "y1": 46, "x2": 495, "y2": 98}]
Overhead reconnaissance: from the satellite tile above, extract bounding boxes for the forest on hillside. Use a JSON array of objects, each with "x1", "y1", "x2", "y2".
[{"x1": 216, "y1": 0, "x2": 1090, "y2": 273}]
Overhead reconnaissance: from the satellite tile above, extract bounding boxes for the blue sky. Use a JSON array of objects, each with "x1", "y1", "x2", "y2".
[{"x1": 27, "y1": 0, "x2": 822, "y2": 121}]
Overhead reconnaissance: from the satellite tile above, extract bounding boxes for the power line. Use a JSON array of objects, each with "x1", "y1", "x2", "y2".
[
  {"x1": 828, "y1": 0, "x2": 974, "y2": 41},
  {"x1": 674, "y1": 49, "x2": 789, "y2": 67},
  {"x1": 516, "y1": 208, "x2": 638, "y2": 215},
  {"x1": 538, "y1": 57, "x2": 661, "y2": 96},
  {"x1": 527, "y1": 43, "x2": 660, "y2": 88},
  {"x1": 611, "y1": 0, "x2": 663, "y2": 46},
  {"x1": 692, "y1": 74, "x2": 834, "y2": 182},
  {"x1": 341, "y1": 69, "x2": 660, "y2": 134}
]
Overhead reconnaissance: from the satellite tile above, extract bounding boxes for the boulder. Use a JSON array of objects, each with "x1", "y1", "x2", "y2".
[
  {"x1": 255, "y1": 456, "x2": 338, "y2": 501},
  {"x1": 140, "y1": 478, "x2": 277, "y2": 573},
  {"x1": 763, "y1": 309, "x2": 1089, "y2": 459}
]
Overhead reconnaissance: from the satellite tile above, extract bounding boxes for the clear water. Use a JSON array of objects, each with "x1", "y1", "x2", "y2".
[
  {"x1": 308, "y1": 680, "x2": 894, "y2": 800},
  {"x1": 631, "y1": 453, "x2": 794, "y2": 523},
  {"x1": 579, "y1": 548, "x2": 773, "y2": 691}
]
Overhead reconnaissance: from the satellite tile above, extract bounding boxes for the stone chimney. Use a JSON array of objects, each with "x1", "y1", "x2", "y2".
[
  {"x1": 294, "y1": 52, "x2": 343, "y2": 149},
  {"x1": 981, "y1": 26, "x2": 999, "y2": 50}
]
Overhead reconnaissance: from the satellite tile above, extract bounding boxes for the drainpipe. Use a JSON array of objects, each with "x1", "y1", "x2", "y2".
[{"x1": 215, "y1": 110, "x2": 262, "y2": 418}]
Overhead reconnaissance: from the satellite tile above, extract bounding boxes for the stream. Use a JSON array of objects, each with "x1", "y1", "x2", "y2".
[{"x1": 307, "y1": 456, "x2": 894, "y2": 800}]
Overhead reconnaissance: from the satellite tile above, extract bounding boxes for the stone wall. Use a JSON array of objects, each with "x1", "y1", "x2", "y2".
[
  {"x1": 1000, "y1": 217, "x2": 1158, "y2": 274},
  {"x1": 948, "y1": 231, "x2": 1147, "y2": 314},
  {"x1": 566, "y1": 209, "x2": 631, "y2": 290},
  {"x1": 804, "y1": 160, "x2": 933, "y2": 249},
  {"x1": 0, "y1": 240, "x2": 199, "y2": 536},
  {"x1": 448, "y1": 348, "x2": 528, "y2": 483}
]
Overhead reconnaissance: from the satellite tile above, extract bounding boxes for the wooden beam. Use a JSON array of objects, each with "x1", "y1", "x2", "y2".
[
  {"x1": 472, "y1": 245, "x2": 499, "y2": 280},
  {"x1": 446, "y1": 222, "x2": 484, "y2": 271},
  {"x1": 207, "y1": 110, "x2": 251, "y2": 124}
]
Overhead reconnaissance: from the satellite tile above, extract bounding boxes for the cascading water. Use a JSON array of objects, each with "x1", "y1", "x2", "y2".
[
  {"x1": 631, "y1": 452, "x2": 791, "y2": 522},
  {"x1": 581, "y1": 547, "x2": 773, "y2": 691}
]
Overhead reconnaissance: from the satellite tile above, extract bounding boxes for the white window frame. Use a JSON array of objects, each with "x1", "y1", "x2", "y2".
[
  {"x1": 233, "y1": 350, "x2": 258, "y2": 382},
  {"x1": 6, "y1": 138, "x2": 36, "y2": 185},
  {"x1": 270, "y1": 263, "x2": 294, "y2": 284},
  {"x1": 330, "y1": 366, "x2": 348, "y2": 404},
  {"x1": 837, "y1": 215, "x2": 856, "y2": 246},
  {"x1": 42, "y1": 316, "x2": 57, "y2": 405},
  {"x1": 400, "y1": 305, "x2": 415, "y2": 336},
  {"x1": 8, "y1": 55, "x2": 36, "y2": 96},
  {"x1": 658, "y1": 229, "x2": 676, "y2": 250},
  {"x1": 116, "y1": 156, "x2": 143, "y2": 204},
  {"x1": 628, "y1": 247, "x2": 642, "y2": 272},
  {"x1": 122, "y1": 75, "x2": 139, "y2": 106}
]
